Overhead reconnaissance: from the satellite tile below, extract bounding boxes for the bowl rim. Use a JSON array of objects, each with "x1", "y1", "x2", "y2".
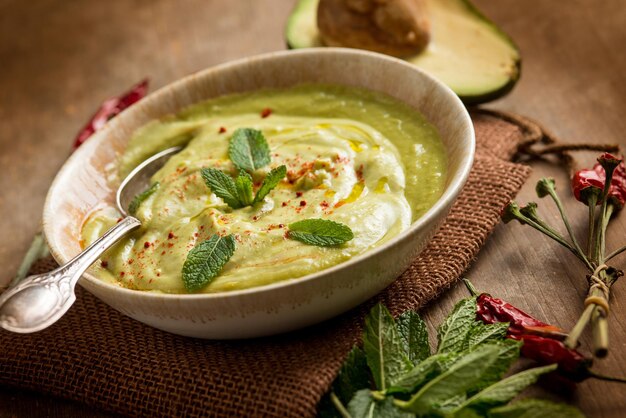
[{"x1": 43, "y1": 47, "x2": 475, "y2": 301}]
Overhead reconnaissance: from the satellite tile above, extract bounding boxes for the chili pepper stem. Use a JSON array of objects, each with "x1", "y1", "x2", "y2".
[
  {"x1": 606, "y1": 245, "x2": 626, "y2": 262},
  {"x1": 564, "y1": 304, "x2": 594, "y2": 349},
  {"x1": 588, "y1": 372, "x2": 626, "y2": 383},
  {"x1": 523, "y1": 217, "x2": 593, "y2": 270},
  {"x1": 546, "y1": 188, "x2": 590, "y2": 267},
  {"x1": 329, "y1": 392, "x2": 351, "y2": 418},
  {"x1": 587, "y1": 194, "x2": 597, "y2": 258},
  {"x1": 462, "y1": 278, "x2": 479, "y2": 297}
]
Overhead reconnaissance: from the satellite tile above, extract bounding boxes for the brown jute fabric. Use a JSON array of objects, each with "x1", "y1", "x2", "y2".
[{"x1": 0, "y1": 113, "x2": 532, "y2": 418}]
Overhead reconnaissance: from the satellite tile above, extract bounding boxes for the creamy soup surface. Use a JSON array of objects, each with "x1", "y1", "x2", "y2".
[{"x1": 81, "y1": 84, "x2": 447, "y2": 293}]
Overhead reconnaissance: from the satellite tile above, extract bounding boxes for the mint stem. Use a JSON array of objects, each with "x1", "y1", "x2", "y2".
[
  {"x1": 330, "y1": 392, "x2": 352, "y2": 418},
  {"x1": 462, "y1": 279, "x2": 479, "y2": 297}
]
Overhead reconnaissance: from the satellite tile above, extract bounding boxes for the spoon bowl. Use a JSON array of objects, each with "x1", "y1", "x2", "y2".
[{"x1": 0, "y1": 147, "x2": 181, "y2": 333}]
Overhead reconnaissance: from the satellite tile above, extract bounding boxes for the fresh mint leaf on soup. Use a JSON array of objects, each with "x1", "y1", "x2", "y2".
[
  {"x1": 228, "y1": 128, "x2": 271, "y2": 172},
  {"x1": 128, "y1": 182, "x2": 160, "y2": 215},
  {"x1": 253, "y1": 165, "x2": 287, "y2": 204},
  {"x1": 182, "y1": 234, "x2": 236, "y2": 292},
  {"x1": 288, "y1": 219, "x2": 354, "y2": 247},
  {"x1": 202, "y1": 166, "x2": 286, "y2": 209},
  {"x1": 235, "y1": 170, "x2": 254, "y2": 206},
  {"x1": 201, "y1": 168, "x2": 242, "y2": 209}
]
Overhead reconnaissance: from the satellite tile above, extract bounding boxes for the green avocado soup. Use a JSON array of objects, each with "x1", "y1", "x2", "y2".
[{"x1": 81, "y1": 84, "x2": 447, "y2": 293}]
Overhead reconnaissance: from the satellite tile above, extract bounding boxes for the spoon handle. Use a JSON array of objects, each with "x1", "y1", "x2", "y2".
[{"x1": 0, "y1": 216, "x2": 141, "y2": 333}]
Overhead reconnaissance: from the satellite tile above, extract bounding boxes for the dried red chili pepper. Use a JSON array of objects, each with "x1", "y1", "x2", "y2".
[
  {"x1": 72, "y1": 79, "x2": 149, "y2": 150},
  {"x1": 572, "y1": 153, "x2": 626, "y2": 209},
  {"x1": 476, "y1": 293, "x2": 564, "y2": 336},
  {"x1": 510, "y1": 334, "x2": 591, "y2": 382}
]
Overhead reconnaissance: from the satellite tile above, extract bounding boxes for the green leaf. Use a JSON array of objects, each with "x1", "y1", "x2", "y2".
[
  {"x1": 228, "y1": 128, "x2": 271, "y2": 172},
  {"x1": 288, "y1": 219, "x2": 354, "y2": 247},
  {"x1": 347, "y1": 390, "x2": 414, "y2": 418},
  {"x1": 363, "y1": 304, "x2": 413, "y2": 390},
  {"x1": 182, "y1": 234, "x2": 236, "y2": 292},
  {"x1": 386, "y1": 354, "x2": 449, "y2": 394},
  {"x1": 235, "y1": 170, "x2": 254, "y2": 206},
  {"x1": 128, "y1": 182, "x2": 160, "y2": 215},
  {"x1": 467, "y1": 322, "x2": 510, "y2": 348},
  {"x1": 397, "y1": 344, "x2": 500, "y2": 414},
  {"x1": 467, "y1": 339, "x2": 522, "y2": 393},
  {"x1": 458, "y1": 364, "x2": 557, "y2": 412},
  {"x1": 488, "y1": 399, "x2": 586, "y2": 418},
  {"x1": 437, "y1": 297, "x2": 477, "y2": 354},
  {"x1": 201, "y1": 168, "x2": 242, "y2": 209},
  {"x1": 397, "y1": 311, "x2": 430, "y2": 365},
  {"x1": 334, "y1": 347, "x2": 371, "y2": 405},
  {"x1": 253, "y1": 165, "x2": 287, "y2": 204}
]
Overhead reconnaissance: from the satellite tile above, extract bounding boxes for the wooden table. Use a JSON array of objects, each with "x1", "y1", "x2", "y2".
[{"x1": 1, "y1": 0, "x2": 624, "y2": 416}]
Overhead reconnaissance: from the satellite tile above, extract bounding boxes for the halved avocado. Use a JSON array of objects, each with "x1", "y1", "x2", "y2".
[{"x1": 285, "y1": 0, "x2": 521, "y2": 105}]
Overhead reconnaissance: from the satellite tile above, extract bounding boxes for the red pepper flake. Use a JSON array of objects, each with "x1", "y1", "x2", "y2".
[
  {"x1": 278, "y1": 224, "x2": 285, "y2": 228},
  {"x1": 167, "y1": 243, "x2": 174, "y2": 248},
  {"x1": 156, "y1": 273, "x2": 161, "y2": 277},
  {"x1": 116, "y1": 217, "x2": 123, "y2": 223},
  {"x1": 300, "y1": 200, "x2": 307, "y2": 207},
  {"x1": 144, "y1": 241, "x2": 151, "y2": 249},
  {"x1": 320, "y1": 201, "x2": 329, "y2": 208},
  {"x1": 261, "y1": 108, "x2": 272, "y2": 118},
  {"x1": 194, "y1": 232, "x2": 199, "y2": 237},
  {"x1": 218, "y1": 126, "x2": 227, "y2": 134},
  {"x1": 120, "y1": 272, "x2": 125, "y2": 277},
  {"x1": 168, "y1": 232, "x2": 175, "y2": 239},
  {"x1": 128, "y1": 259, "x2": 134, "y2": 265},
  {"x1": 252, "y1": 215, "x2": 259, "y2": 221},
  {"x1": 282, "y1": 202, "x2": 288, "y2": 207},
  {"x1": 161, "y1": 250, "x2": 166, "y2": 255},
  {"x1": 296, "y1": 191, "x2": 303, "y2": 197},
  {"x1": 100, "y1": 260, "x2": 108, "y2": 268}
]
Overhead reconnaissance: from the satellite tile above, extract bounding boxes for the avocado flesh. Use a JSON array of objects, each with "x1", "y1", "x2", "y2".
[{"x1": 285, "y1": 0, "x2": 520, "y2": 104}]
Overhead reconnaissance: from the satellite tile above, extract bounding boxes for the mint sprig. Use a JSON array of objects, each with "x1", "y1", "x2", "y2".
[
  {"x1": 287, "y1": 219, "x2": 354, "y2": 247},
  {"x1": 319, "y1": 299, "x2": 584, "y2": 418},
  {"x1": 228, "y1": 128, "x2": 271, "y2": 172},
  {"x1": 128, "y1": 182, "x2": 160, "y2": 215},
  {"x1": 182, "y1": 234, "x2": 236, "y2": 292},
  {"x1": 201, "y1": 165, "x2": 286, "y2": 209}
]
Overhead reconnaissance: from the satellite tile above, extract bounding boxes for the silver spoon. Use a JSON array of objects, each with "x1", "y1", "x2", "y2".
[{"x1": 0, "y1": 146, "x2": 182, "y2": 333}]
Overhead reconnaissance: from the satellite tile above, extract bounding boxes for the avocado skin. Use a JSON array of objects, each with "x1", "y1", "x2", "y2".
[{"x1": 284, "y1": 0, "x2": 522, "y2": 106}]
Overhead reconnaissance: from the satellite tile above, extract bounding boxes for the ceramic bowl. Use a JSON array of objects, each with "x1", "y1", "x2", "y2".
[{"x1": 43, "y1": 48, "x2": 475, "y2": 339}]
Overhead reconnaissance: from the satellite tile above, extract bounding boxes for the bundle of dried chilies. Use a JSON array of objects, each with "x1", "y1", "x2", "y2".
[{"x1": 503, "y1": 153, "x2": 625, "y2": 358}]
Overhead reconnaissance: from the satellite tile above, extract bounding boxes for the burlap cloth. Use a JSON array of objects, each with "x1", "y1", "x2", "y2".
[{"x1": 0, "y1": 112, "x2": 531, "y2": 417}]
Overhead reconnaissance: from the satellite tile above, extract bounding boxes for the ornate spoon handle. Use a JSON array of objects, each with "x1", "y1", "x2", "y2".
[{"x1": 0, "y1": 216, "x2": 141, "y2": 333}]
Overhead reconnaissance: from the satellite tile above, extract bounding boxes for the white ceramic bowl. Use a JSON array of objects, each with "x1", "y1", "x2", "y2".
[{"x1": 43, "y1": 48, "x2": 475, "y2": 339}]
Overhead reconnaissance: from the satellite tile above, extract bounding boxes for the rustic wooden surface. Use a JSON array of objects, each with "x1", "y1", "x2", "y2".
[{"x1": 0, "y1": 0, "x2": 624, "y2": 416}]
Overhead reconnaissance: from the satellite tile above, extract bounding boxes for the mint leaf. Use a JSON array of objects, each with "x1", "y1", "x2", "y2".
[
  {"x1": 128, "y1": 182, "x2": 160, "y2": 215},
  {"x1": 363, "y1": 304, "x2": 412, "y2": 390},
  {"x1": 397, "y1": 344, "x2": 500, "y2": 414},
  {"x1": 334, "y1": 347, "x2": 371, "y2": 405},
  {"x1": 436, "y1": 297, "x2": 477, "y2": 354},
  {"x1": 288, "y1": 219, "x2": 354, "y2": 247},
  {"x1": 201, "y1": 168, "x2": 242, "y2": 209},
  {"x1": 253, "y1": 165, "x2": 287, "y2": 203},
  {"x1": 386, "y1": 354, "x2": 446, "y2": 395},
  {"x1": 182, "y1": 234, "x2": 236, "y2": 292},
  {"x1": 458, "y1": 364, "x2": 557, "y2": 412},
  {"x1": 347, "y1": 390, "x2": 413, "y2": 418},
  {"x1": 235, "y1": 170, "x2": 254, "y2": 206},
  {"x1": 228, "y1": 128, "x2": 271, "y2": 172},
  {"x1": 468, "y1": 339, "x2": 522, "y2": 392},
  {"x1": 467, "y1": 322, "x2": 510, "y2": 348},
  {"x1": 397, "y1": 311, "x2": 430, "y2": 365},
  {"x1": 488, "y1": 399, "x2": 585, "y2": 418}
]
